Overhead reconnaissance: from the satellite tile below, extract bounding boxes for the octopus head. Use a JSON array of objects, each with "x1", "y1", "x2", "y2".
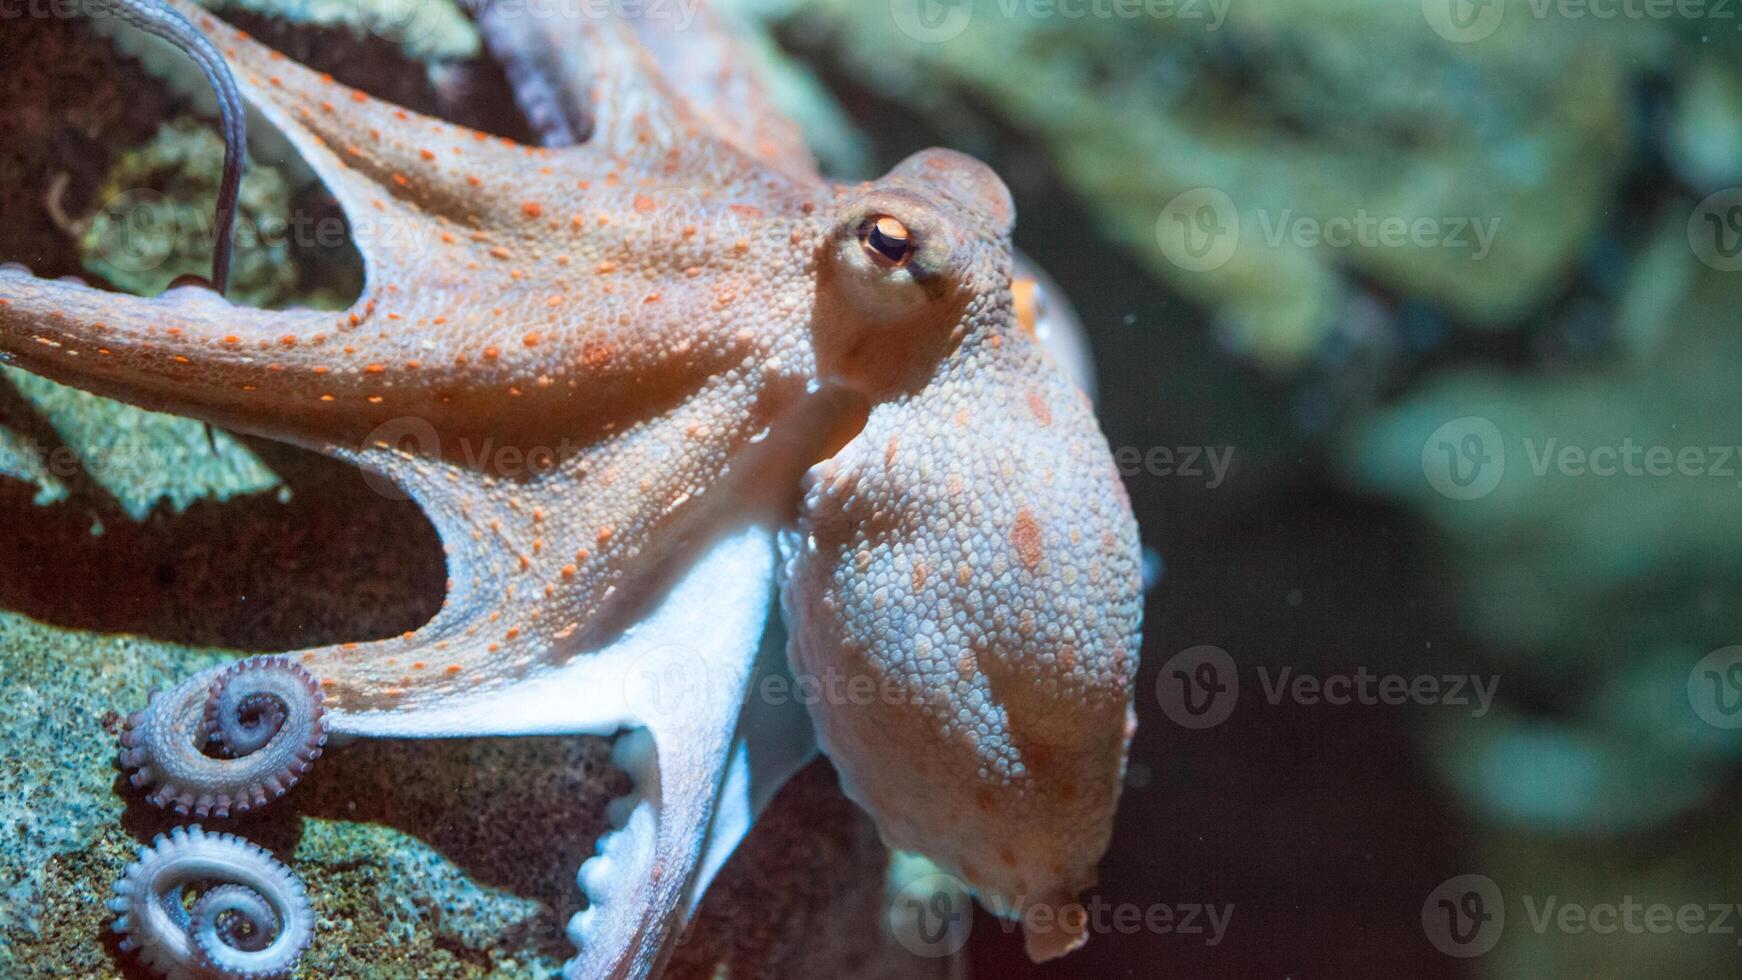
[{"x1": 789, "y1": 149, "x2": 1144, "y2": 960}]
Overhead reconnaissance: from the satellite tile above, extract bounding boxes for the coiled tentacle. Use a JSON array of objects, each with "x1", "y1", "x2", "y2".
[
  {"x1": 109, "y1": 825, "x2": 313, "y2": 980},
  {"x1": 119, "y1": 656, "x2": 328, "y2": 818}
]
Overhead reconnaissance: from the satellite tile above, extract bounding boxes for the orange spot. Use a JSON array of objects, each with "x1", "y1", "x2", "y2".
[
  {"x1": 634, "y1": 194, "x2": 656, "y2": 213},
  {"x1": 483, "y1": 346, "x2": 500, "y2": 360},
  {"x1": 1011, "y1": 509, "x2": 1045, "y2": 570},
  {"x1": 596, "y1": 527, "x2": 613, "y2": 544},
  {"x1": 364, "y1": 364, "x2": 386, "y2": 374},
  {"x1": 523, "y1": 332, "x2": 540, "y2": 347},
  {"x1": 561, "y1": 564, "x2": 577, "y2": 579},
  {"x1": 1026, "y1": 390, "x2": 1052, "y2": 426},
  {"x1": 522, "y1": 201, "x2": 544, "y2": 219},
  {"x1": 350, "y1": 91, "x2": 367, "y2": 103},
  {"x1": 444, "y1": 665, "x2": 463, "y2": 675},
  {"x1": 490, "y1": 246, "x2": 512, "y2": 260}
]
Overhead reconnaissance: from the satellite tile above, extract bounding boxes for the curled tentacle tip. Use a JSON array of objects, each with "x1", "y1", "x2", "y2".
[
  {"x1": 111, "y1": 825, "x2": 313, "y2": 980},
  {"x1": 118, "y1": 657, "x2": 329, "y2": 819}
]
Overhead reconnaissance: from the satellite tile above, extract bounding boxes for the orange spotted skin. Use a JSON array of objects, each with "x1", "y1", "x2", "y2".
[
  {"x1": 1, "y1": 4, "x2": 832, "y2": 712},
  {"x1": 0, "y1": 2, "x2": 1143, "y2": 965}
]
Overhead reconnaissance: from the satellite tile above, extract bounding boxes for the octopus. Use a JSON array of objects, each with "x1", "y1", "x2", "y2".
[{"x1": 0, "y1": 1, "x2": 1144, "y2": 976}]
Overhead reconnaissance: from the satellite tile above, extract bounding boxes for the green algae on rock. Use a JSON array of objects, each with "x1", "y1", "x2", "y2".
[
  {"x1": 0, "y1": 367, "x2": 279, "y2": 522},
  {"x1": 735, "y1": 0, "x2": 1649, "y2": 366},
  {"x1": 79, "y1": 117, "x2": 302, "y2": 309}
]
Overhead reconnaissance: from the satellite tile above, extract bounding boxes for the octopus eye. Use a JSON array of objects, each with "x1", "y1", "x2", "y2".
[{"x1": 861, "y1": 216, "x2": 914, "y2": 268}]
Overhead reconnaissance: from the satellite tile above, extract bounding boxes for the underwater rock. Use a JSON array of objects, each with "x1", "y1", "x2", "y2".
[
  {"x1": 0, "y1": 367, "x2": 278, "y2": 521},
  {"x1": 1337, "y1": 253, "x2": 1742, "y2": 835},
  {"x1": 1669, "y1": 52, "x2": 1742, "y2": 192},
  {"x1": 79, "y1": 117, "x2": 301, "y2": 308},
  {"x1": 194, "y1": 0, "x2": 481, "y2": 65},
  {"x1": 735, "y1": 0, "x2": 1652, "y2": 366}
]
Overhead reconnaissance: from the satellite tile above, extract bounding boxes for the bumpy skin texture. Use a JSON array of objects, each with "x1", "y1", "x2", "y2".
[
  {"x1": 783, "y1": 154, "x2": 1143, "y2": 962},
  {"x1": 0, "y1": 0, "x2": 1142, "y2": 969}
]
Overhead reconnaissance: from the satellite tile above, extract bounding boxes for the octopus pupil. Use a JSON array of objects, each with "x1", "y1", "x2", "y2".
[{"x1": 865, "y1": 218, "x2": 912, "y2": 266}]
